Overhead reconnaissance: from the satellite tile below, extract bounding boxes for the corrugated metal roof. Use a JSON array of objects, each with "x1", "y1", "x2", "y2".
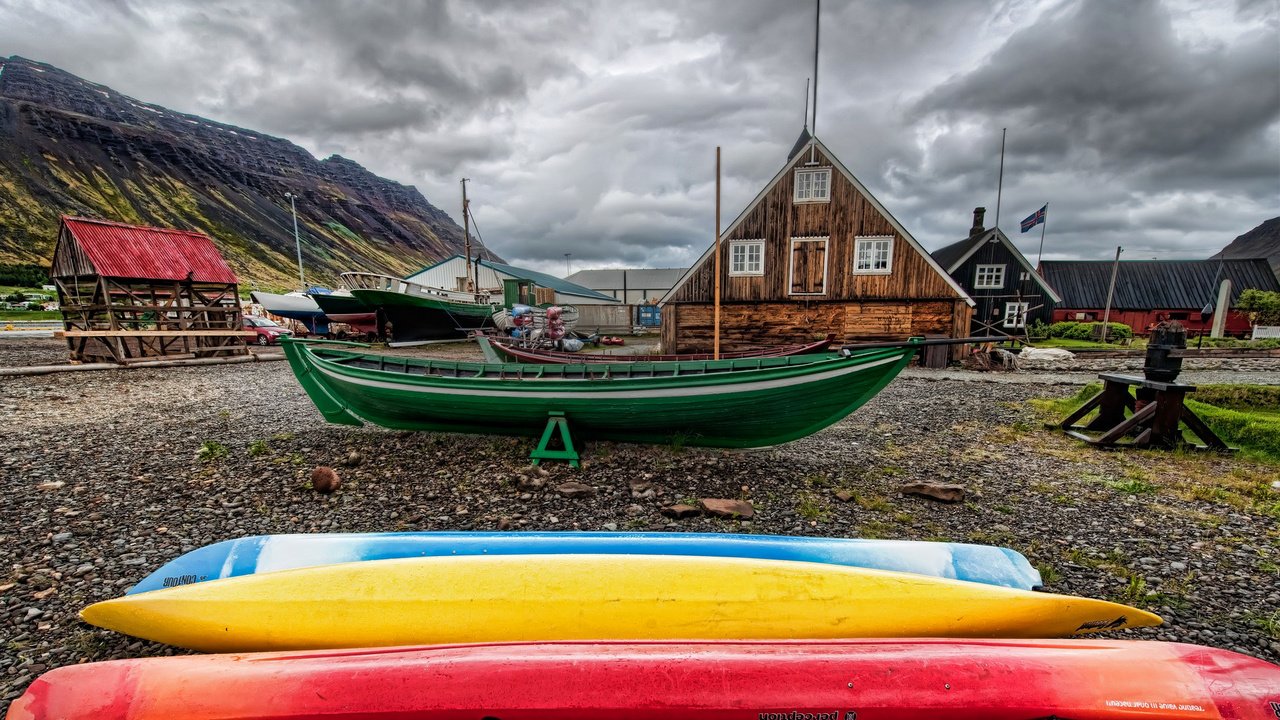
[
  {"x1": 1039, "y1": 259, "x2": 1280, "y2": 309},
  {"x1": 565, "y1": 268, "x2": 689, "y2": 291},
  {"x1": 410, "y1": 254, "x2": 618, "y2": 301},
  {"x1": 930, "y1": 236, "x2": 978, "y2": 270},
  {"x1": 60, "y1": 216, "x2": 238, "y2": 284}
]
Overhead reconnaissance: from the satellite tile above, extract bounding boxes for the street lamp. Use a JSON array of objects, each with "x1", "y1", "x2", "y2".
[{"x1": 284, "y1": 192, "x2": 305, "y2": 290}]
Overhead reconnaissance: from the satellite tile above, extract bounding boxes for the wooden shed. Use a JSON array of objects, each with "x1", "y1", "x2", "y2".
[
  {"x1": 659, "y1": 131, "x2": 974, "y2": 353},
  {"x1": 931, "y1": 207, "x2": 1062, "y2": 336},
  {"x1": 51, "y1": 216, "x2": 250, "y2": 363}
]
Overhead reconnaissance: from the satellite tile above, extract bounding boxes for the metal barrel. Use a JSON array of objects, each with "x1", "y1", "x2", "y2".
[{"x1": 1144, "y1": 320, "x2": 1187, "y2": 383}]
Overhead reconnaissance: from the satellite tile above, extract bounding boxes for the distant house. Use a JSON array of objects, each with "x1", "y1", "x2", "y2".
[
  {"x1": 404, "y1": 255, "x2": 620, "y2": 306},
  {"x1": 659, "y1": 130, "x2": 974, "y2": 353},
  {"x1": 1038, "y1": 258, "x2": 1280, "y2": 336},
  {"x1": 931, "y1": 207, "x2": 1062, "y2": 335},
  {"x1": 565, "y1": 268, "x2": 688, "y2": 304}
]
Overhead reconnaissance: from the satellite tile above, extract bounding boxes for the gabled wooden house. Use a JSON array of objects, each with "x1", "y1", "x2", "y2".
[
  {"x1": 659, "y1": 131, "x2": 974, "y2": 353},
  {"x1": 931, "y1": 207, "x2": 1062, "y2": 335},
  {"x1": 51, "y1": 216, "x2": 249, "y2": 363}
]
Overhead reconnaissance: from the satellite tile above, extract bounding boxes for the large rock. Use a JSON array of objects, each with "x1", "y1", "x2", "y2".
[
  {"x1": 555, "y1": 481, "x2": 595, "y2": 498},
  {"x1": 900, "y1": 482, "x2": 965, "y2": 504},
  {"x1": 699, "y1": 498, "x2": 755, "y2": 519},
  {"x1": 660, "y1": 504, "x2": 700, "y2": 519}
]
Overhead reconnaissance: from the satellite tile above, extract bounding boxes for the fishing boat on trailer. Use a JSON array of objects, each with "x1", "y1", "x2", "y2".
[
  {"x1": 282, "y1": 337, "x2": 918, "y2": 448},
  {"x1": 479, "y1": 333, "x2": 836, "y2": 364},
  {"x1": 249, "y1": 290, "x2": 330, "y2": 335},
  {"x1": 344, "y1": 271, "x2": 497, "y2": 345}
]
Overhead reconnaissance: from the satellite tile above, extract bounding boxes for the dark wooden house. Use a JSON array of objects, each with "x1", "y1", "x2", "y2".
[
  {"x1": 51, "y1": 216, "x2": 250, "y2": 363},
  {"x1": 931, "y1": 207, "x2": 1062, "y2": 335},
  {"x1": 1038, "y1": 258, "x2": 1280, "y2": 336},
  {"x1": 659, "y1": 132, "x2": 974, "y2": 353}
]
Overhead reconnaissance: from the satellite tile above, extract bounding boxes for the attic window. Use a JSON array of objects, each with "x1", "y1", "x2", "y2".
[
  {"x1": 793, "y1": 168, "x2": 831, "y2": 203},
  {"x1": 728, "y1": 240, "x2": 764, "y2": 276},
  {"x1": 975, "y1": 264, "x2": 1005, "y2": 289},
  {"x1": 853, "y1": 236, "x2": 893, "y2": 275}
]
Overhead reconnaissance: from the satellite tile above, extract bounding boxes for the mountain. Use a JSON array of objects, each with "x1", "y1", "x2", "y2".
[
  {"x1": 0, "y1": 56, "x2": 497, "y2": 289},
  {"x1": 1216, "y1": 216, "x2": 1280, "y2": 281}
]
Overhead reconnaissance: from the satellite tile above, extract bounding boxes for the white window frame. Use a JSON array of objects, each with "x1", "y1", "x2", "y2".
[
  {"x1": 728, "y1": 240, "x2": 764, "y2": 277},
  {"x1": 853, "y1": 236, "x2": 894, "y2": 275},
  {"x1": 793, "y1": 168, "x2": 832, "y2": 203},
  {"x1": 787, "y1": 236, "x2": 829, "y2": 296},
  {"x1": 974, "y1": 264, "x2": 1005, "y2": 289},
  {"x1": 1003, "y1": 302, "x2": 1030, "y2": 328}
]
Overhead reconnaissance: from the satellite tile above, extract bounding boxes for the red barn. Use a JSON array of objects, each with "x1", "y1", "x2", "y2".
[{"x1": 1038, "y1": 259, "x2": 1280, "y2": 336}]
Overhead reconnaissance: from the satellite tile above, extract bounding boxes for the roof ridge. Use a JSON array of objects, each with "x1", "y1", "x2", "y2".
[{"x1": 62, "y1": 215, "x2": 209, "y2": 238}]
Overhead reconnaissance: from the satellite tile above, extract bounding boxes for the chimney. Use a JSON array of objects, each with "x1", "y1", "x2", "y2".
[{"x1": 970, "y1": 207, "x2": 986, "y2": 238}]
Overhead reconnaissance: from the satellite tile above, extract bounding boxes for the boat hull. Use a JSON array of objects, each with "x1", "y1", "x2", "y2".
[
  {"x1": 308, "y1": 293, "x2": 379, "y2": 334},
  {"x1": 349, "y1": 288, "x2": 493, "y2": 342},
  {"x1": 9, "y1": 640, "x2": 1276, "y2": 720},
  {"x1": 283, "y1": 341, "x2": 915, "y2": 447},
  {"x1": 126, "y1": 531, "x2": 1043, "y2": 594},
  {"x1": 80, "y1": 554, "x2": 1160, "y2": 652},
  {"x1": 250, "y1": 292, "x2": 329, "y2": 334}
]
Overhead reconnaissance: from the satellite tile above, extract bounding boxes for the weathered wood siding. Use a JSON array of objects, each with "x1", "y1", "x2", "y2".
[
  {"x1": 667, "y1": 145, "x2": 961, "y2": 305},
  {"x1": 661, "y1": 300, "x2": 972, "y2": 354},
  {"x1": 50, "y1": 226, "x2": 99, "y2": 279}
]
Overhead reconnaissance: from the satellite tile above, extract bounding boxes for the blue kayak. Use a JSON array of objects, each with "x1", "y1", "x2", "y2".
[{"x1": 129, "y1": 532, "x2": 1042, "y2": 594}]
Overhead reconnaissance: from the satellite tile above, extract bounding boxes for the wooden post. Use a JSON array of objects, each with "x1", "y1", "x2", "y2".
[
  {"x1": 713, "y1": 146, "x2": 722, "y2": 360},
  {"x1": 1100, "y1": 245, "x2": 1122, "y2": 343}
]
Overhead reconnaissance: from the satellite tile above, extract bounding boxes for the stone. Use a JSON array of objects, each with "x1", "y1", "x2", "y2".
[
  {"x1": 900, "y1": 482, "x2": 965, "y2": 504},
  {"x1": 517, "y1": 475, "x2": 545, "y2": 491},
  {"x1": 834, "y1": 490, "x2": 855, "y2": 503},
  {"x1": 50, "y1": 532, "x2": 73, "y2": 543},
  {"x1": 343, "y1": 451, "x2": 363, "y2": 467},
  {"x1": 699, "y1": 498, "x2": 755, "y2": 519},
  {"x1": 1170, "y1": 561, "x2": 1188, "y2": 572},
  {"x1": 37, "y1": 481, "x2": 65, "y2": 490},
  {"x1": 625, "y1": 504, "x2": 645, "y2": 516},
  {"x1": 601, "y1": 522, "x2": 618, "y2": 531},
  {"x1": 660, "y1": 504, "x2": 701, "y2": 519},
  {"x1": 497, "y1": 517, "x2": 513, "y2": 531},
  {"x1": 556, "y1": 482, "x2": 596, "y2": 498},
  {"x1": 310, "y1": 466, "x2": 341, "y2": 494},
  {"x1": 628, "y1": 479, "x2": 652, "y2": 492}
]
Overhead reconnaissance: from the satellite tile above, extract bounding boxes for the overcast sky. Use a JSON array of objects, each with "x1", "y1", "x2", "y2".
[{"x1": 2, "y1": 0, "x2": 1277, "y2": 275}]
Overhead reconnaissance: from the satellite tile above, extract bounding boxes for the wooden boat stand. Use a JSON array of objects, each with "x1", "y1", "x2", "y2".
[
  {"x1": 1056, "y1": 373, "x2": 1232, "y2": 452},
  {"x1": 530, "y1": 412, "x2": 580, "y2": 468}
]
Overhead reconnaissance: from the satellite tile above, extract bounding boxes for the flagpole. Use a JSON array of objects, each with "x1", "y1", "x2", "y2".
[
  {"x1": 1036, "y1": 202, "x2": 1048, "y2": 267},
  {"x1": 993, "y1": 128, "x2": 1006, "y2": 232}
]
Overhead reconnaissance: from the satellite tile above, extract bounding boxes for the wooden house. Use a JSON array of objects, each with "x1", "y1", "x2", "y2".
[
  {"x1": 51, "y1": 216, "x2": 249, "y2": 363},
  {"x1": 659, "y1": 131, "x2": 974, "y2": 353},
  {"x1": 1039, "y1": 258, "x2": 1280, "y2": 336},
  {"x1": 931, "y1": 207, "x2": 1062, "y2": 335}
]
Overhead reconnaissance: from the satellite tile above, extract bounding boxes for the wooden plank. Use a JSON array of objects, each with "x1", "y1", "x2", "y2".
[{"x1": 57, "y1": 330, "x2": 257, "y2": 338}]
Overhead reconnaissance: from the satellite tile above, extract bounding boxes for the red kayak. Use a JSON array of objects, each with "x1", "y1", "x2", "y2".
[{"x1": 8, "y1": 639, "x2": 1278, "y2": 719}]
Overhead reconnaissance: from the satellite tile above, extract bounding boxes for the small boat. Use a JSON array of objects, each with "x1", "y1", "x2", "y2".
[
  {"x1": 126, "y1": 531, "x2": 1043, "y2": 595},
  {"x1": 281, "y1": 338, "x2": 915, "y2": 447},
  {"x1": 249, "y1": 290, "x2": 330, "y2": 335},
  {"x1": 80, "y1": 554, "x2": 1160, "y2": 652},
  {"x1": 10, "y1": 640, "x2": 1275, "y2": 720},
  {"x1": 306, "y1": 288, "x2": 378, "y2": 336},
  {"x1": 480, "y1": 333, "x2": 837, "y2": 364},
  {"x1": 344, "y1": 272, "x2": 497, "y2": 345}
]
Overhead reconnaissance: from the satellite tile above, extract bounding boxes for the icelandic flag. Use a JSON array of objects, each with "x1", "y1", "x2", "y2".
[{"x1": 1020, "y1": 204, "x2": 1047, "y2": 233}]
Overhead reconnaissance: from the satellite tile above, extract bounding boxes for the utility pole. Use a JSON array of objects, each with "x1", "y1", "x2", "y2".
[
  {"x1": 1100, "y1": 246, "x2": 1123, "y2": 343},
  {"x1": 564, "y1": 253, "x2": 571, "y2": 277},
  {"x1": 713, "y1": 146, "x2": 722, "y2": 360},
  {"x1": 284, "y1": 192, "x2": 305, "y2": 290}
]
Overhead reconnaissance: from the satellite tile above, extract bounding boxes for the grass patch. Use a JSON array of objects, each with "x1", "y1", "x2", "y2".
[
  {"x1": 1036, "y1": 563, "x2": 1061, "y2": 585},
  {"x1": 247, "y1": 440, "x2": 271, "y2": 457},
  {"x1": 795, "y1": 493, "x2": 829, "y2": 522},
  {"x1": 196, "y1": 440, "x2": 229, "y2": 463},
  {"x1": 1184, "y1": 399, "x2": 1280, "y2": 461},
  {"x1": 0, "y1": 310, "x2": 61, "y2": 321},
  {"x1": 1032, "y1": 337, "x2": 1147, "y2": 350}
]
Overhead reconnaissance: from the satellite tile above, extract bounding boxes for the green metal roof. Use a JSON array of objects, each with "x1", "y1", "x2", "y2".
[{"x1": 409, "y1": 255, "x2": 618, "y2": 302}]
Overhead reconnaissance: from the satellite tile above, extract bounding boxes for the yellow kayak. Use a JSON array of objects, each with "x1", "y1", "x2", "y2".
[{"x1": 81, "y1": 555, "x2": 1161, "y2": 652}]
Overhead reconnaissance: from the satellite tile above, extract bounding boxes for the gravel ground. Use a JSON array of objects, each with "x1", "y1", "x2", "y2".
[{"x1": 1, "y1": 336, "x2": 1278, "y2": 703}]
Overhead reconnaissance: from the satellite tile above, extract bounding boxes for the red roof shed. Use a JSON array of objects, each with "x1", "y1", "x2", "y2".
[{"x1": 52, "y1": 216, "x2": 238, "y2": 284}]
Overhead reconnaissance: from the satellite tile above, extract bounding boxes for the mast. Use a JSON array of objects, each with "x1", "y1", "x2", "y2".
[
  {"x1": 993, "y1": 128, "x2": 1006, "y2": 232},
  {"x1": 713, "y1": 146, "x2": 722, "y2": 360},
  {"x1": 461, "y1": 178, "x2": 473, "y2": 293}
]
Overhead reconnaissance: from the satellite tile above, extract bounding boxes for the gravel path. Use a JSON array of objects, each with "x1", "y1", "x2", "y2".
[{"x1": 2, "y1": 337, "x2": 1278, "y2": 703}]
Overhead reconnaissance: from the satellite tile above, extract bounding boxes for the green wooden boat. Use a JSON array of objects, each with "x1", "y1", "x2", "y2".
[
  {"x1": 343, "y1": 272, "x2": 498, "y2": 343},
  {"x1": 282, "y1": 338, "x2": 919, "y2": 448}
]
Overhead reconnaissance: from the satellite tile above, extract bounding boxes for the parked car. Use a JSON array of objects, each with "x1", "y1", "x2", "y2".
[{"x1": 243, "y1": 315, "x2": 292, "y2": 345}]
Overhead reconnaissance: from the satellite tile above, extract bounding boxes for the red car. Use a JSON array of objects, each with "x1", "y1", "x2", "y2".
[{"x1": 242, "y1": 316, "x2": 292, "y2": 345}]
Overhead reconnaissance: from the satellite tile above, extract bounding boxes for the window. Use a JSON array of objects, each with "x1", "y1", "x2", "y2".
[
  {"x1": 854, "y1": 236, "x2": 893, "y2": 274},
  {"x1": 793, "y1": 168, "x2": 832, "y2": 202},
  {"x1": 974, "y1": 264, "x2": 1005, "y2": 289},
  {"x1": 728, "y1": 240, "x2": 764, "y2": 276},
  {"x1": 1004, "y1": 302, "x2": 1029, "y2": 328}
]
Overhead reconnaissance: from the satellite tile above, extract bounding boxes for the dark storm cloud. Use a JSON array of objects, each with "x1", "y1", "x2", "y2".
[{"x1": 0, "y1": 0, "x2": 1275, "y2": 272}]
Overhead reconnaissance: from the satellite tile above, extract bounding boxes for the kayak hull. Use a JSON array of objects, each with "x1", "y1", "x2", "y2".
[
  {"x1": 8, "y1": 639, "x2": 1277, "y2": 720},
  {"x1": 125, "y1": 531, "x2": 1043, "y2": 595},
  {"x1": 81, "y1": 554, "x2": 1160, "y2": 652}
]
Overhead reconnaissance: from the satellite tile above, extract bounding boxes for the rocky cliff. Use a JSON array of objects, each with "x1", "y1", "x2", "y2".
[
  {"x1": 1217, "y1": 216, "x2": 1280, "y2": 281},
  {"x1": 0, "y1": 56, "x2": 496, "y2": 289}
]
